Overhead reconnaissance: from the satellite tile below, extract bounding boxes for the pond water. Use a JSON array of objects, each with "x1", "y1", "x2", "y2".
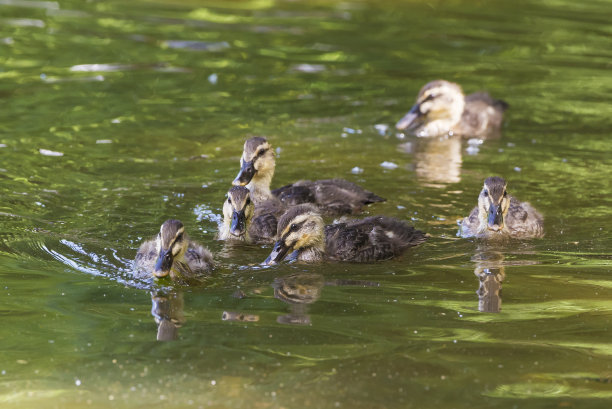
[{"x1": 1, "y1": 0, "x2": 611, "y2": 407}]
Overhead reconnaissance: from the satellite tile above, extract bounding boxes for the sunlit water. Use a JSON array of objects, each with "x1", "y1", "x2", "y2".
[{"x1": 1, "y1": 0, "x2": 611, "y2": 407}]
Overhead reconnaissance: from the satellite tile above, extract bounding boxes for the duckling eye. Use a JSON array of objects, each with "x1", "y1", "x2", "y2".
[
  {"x1": 176, "y1": 233, "x2": 183, "y2": 242},
  {"x1": 246, "y1": 197, "x2": 251, "y2": 205},
  {"x1": 165, "y1": 252, "x2": 172, "y2": 261},
  {"x1": 227, "y1": 197, "x2": 232, "y2": 204},
  {"x1": 503, "y1": 191, "x2": 507, "y2": 197},
  {"x1": 290, "y1": 223, "x2": 298, "y2": 231},
  {"x1": 483, "y1": 191, "x2": 488, "y2": 197}
]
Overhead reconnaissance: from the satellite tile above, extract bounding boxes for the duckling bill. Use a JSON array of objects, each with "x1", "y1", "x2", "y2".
[
  {"x1": 396, "y1": 80, "x2": 508, "y2": 138},
  {"x1": 232, "y1": 137, "x2": 385, "y2": 215},
  {"x1": 264, "y1": 204, "x2": 427, "y2": 264},
  {"x1": 134, "y1": 219, "x2": 214, "y2": 284},
  {"x1": 459, "y1": 177, "x2": 544, "y2": 239}
]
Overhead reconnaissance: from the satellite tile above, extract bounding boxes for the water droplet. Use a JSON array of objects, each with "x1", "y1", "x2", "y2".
[{"x1": 380, "y1": 161, "x2": 398, "y2": 170}]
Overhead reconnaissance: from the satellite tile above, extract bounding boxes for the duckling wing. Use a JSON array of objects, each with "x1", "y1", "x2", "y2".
[
  {"x1": 461, "y1": 92, "x2": 508, "y2": 137},
  {"x1": 313, "y1": 179, "x2": 386, "y2": 215},
  {"x1": 459, "y1": 206, "x2": 480, "y2": 238},
  {"x1": 185, "y1": 242, "x2": 214, "y2": 274},
  {"x1": 272, "y1": 181, "x2": 316, "y2": 207},
  {"x1": 506, "y1": 197, "x2": 544, "y2": 238},
  {"x1": 134, "y1": 238, "x2": 158, "y2": 275}
]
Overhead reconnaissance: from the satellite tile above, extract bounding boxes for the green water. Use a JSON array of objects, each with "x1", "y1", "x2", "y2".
[{"x1": 1, "y1": 0, "x2": 612, "y2": 407}]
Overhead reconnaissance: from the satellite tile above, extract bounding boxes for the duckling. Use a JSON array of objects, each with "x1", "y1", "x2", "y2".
[
  {"x1": 459, "y1": 177, "x2": 544, "y2": 239},
  {"x1": 396, "y1": 80, "x2": 508, "y2": 138},
  {"x1": 264, "y1": 204, "x2": 427, "y2": 264},
  {"x1": 232, "y1": 137, "x2": 385, "y2": 215},
  {"x1": 134, "y1": 219, "x2": 214, "y2": 284},
  {"x1": 218, "y1": 186, "x2": 281, "y2": 244}
]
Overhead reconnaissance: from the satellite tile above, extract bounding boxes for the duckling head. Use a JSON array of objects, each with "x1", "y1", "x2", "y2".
[
  {"x1": 223, "y1": 186, "x2": 254, "y2": 239},
  {"x1": 477, "y1": 177, "x2": 510, "y2": 233},
  {"x1": 232, "y1": 137, "x2": 275, "y2": 187},
  {"x1": 396, "y1": 80, "x2": 465, "y2": 136},
  {"x1": 264, "y1": 204, "x2": 324, "y2": 265},
  {"x1": 154, "y1": 219, "x2": 188, "y2": 278}
]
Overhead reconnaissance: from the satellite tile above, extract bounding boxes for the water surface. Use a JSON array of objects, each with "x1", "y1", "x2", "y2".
[{"x1": 1, "y1": 0, "x2": 611, "y2": 407}]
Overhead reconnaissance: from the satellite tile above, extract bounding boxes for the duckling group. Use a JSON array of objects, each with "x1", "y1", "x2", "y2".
[{"x1": 135, "y1": 80, "x2": 544, "y2": 284}]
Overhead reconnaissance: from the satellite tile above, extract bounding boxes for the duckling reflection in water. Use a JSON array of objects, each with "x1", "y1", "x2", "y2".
[
  {"x1": 134, "y1": 219, "x2": 214, "y2": 284},
  {"x1": 232, "y1": 136, "x2": 385, "y2": 215},
  {"x1": 150, "y1": 291, "x2": 185, "y2": 341},
  {"x1": 398, "y1": 136, "x2": 462, "y2": 185},
  {"x1": 273, "y1": 273, "x2": 324, "y2": 325},
  {"x1": 396, "y1": 80, "x2": 508, "y2": 138},
  {"x1": 472, "y1": 250, "x2": 506, "y2": 313},
  {"x1": 273, "y1": 273, "x2": 381, "y2": 325},
  {"x1": 460, "y1": 177, "x2": 544, "y2": 239},
  {"x1": 218, "y1": 186, "x2": 282, "y2": 244},
  {"x1": 264, "y1": 204, "x2": 427, "y2": 264}
]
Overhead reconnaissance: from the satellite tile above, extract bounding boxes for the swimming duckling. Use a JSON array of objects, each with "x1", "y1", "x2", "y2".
[
  {"x1": 460, "y1": 177, "x2": 544, "y2": 239},
  {"x1": 232, "y1": 137, "x2": 385, "y2": 215},
  {"x1": 218, "y1": 186, "x2": 281, "y2": 244},
  {"x1": 134, "y1": 219, "x2": 214, "y2": 284},
  {"x1": 264, "y1": 204, "x2": 427, "y2": 264},
  {"x1": 396, "y1": 80, "x2": 508, "y2": 138}
]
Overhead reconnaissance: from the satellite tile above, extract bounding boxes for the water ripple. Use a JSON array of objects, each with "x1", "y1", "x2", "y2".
[{"x1": 0, "y1": 0, "x2": 58, "y2": 10}]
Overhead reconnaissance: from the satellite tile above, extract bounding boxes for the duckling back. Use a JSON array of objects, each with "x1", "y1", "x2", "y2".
[
  {"x1": 184, "y1": 242, "x2": 214, "y2": 274},
  {"x1": 460, "y1": 92, "x2": 509, "y2": 137},
  {"x1": 250, "y1": 198, "x2": 284, "y2": 243},
  {"x1": 273, "y1": 178, "x2": 385, "y2": 215},
  {"x1": 134, "y1": 239, "x2": 159, "y2": 277},
  {"x1": 504, "y1": 198, "x2": 544, "y2": 238},
  {"x1": 324, "y1": 216, "x2": 427, "y2": 262}
]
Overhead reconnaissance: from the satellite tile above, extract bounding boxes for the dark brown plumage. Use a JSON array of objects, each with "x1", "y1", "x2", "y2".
[
  {"x1": 325, "y1": 216, "x2": 428, "y2": 262},
  {"x1": 273, "y1": 178, "x2": 385, "y2": 215}
]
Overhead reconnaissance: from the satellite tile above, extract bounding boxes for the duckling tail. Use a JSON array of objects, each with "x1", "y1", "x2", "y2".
[
  {"x1": 372, "y1": 216, "x2": 428, "y2": 249},
  {"x1": 494, "y1": 98, "x2": 509, "y2": 112},
  {"x1": 364, "y1": 192, "x2": 386, "y2": 204}
]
